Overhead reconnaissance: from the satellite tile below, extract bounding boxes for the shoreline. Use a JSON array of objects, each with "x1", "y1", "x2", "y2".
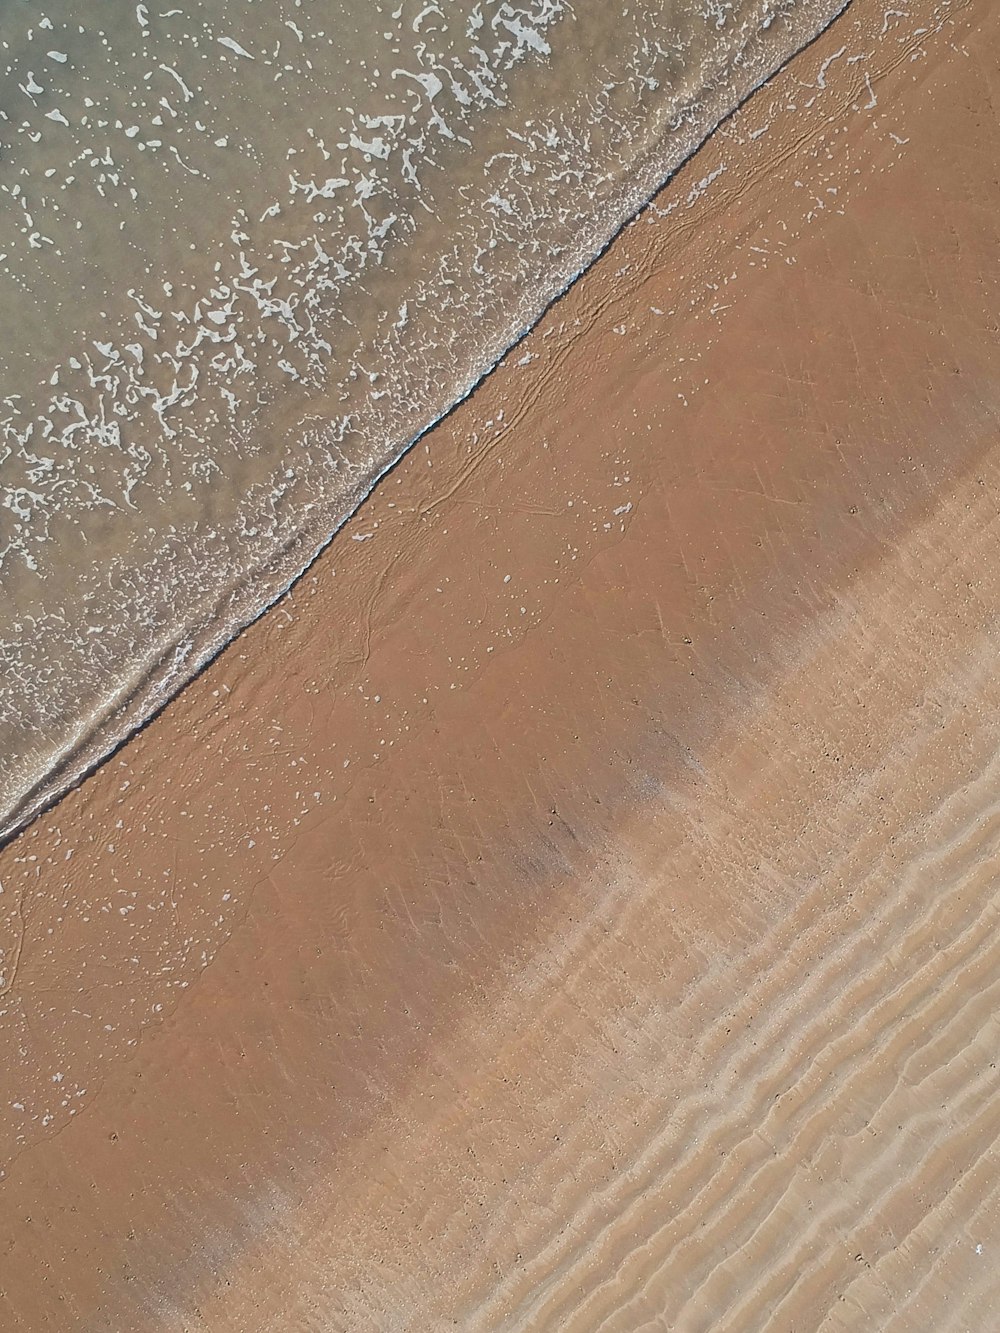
[{"x1": 0, "y1": 0, "x2": 851, "y2": 848}]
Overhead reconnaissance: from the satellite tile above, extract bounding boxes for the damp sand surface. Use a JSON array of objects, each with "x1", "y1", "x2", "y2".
[{"x1": 1, "y1": 1, "x2": 1000, "y2": 1329}]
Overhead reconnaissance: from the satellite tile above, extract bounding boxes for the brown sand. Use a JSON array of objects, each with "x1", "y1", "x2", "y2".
[{"x1": 2, "y1": 0, "x2": 999, "y2": 1328}]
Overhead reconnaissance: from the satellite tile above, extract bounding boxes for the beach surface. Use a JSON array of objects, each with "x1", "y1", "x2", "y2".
[{"x1": 1, "y1": 0, "x2": 999, "y2": 1328}]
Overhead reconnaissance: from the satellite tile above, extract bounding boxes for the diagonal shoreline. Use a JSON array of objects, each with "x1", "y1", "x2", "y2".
[{"x1": 0, "y1": 0, "x2": 852, "y2": 849}]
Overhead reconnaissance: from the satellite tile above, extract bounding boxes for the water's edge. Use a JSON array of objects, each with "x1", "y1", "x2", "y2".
[{"x1": 1, "y1": 1, "x2": 851, "y2": 849}]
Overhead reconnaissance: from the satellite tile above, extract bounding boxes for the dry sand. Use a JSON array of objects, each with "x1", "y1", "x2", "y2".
[{"x1": 1, "y1": 0, "x2": 999, "y2": 1328}]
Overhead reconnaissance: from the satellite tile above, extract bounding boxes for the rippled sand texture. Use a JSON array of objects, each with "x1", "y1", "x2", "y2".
[
  {"x1": 0, "y1": 0, "x2": 847, "y2": 843},
  {"x1": 1, "y1": 0, "x2": 999, "y2": 1329}
]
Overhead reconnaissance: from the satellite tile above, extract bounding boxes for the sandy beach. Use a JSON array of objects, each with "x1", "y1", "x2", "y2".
[{"x1": 1, "y1": 0, "x2": 999, "y2": 1328}]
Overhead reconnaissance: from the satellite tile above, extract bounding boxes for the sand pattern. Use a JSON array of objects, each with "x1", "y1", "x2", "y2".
[{"x1": 0, "y1": 0, "x2": 998, "y2": 1328}]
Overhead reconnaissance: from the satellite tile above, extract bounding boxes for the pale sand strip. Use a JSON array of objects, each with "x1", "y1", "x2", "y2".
[
  {"x1": 0, "y1": 1, "x2": 998, "y2": 1329},
  {"x1": 446, "y1": 480, "x2": 1000, "y2": 1331}
]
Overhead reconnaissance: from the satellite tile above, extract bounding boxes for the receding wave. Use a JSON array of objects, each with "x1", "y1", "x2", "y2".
[{"x1": 0, "y1": 0, "x2": 847, "y2": 841}]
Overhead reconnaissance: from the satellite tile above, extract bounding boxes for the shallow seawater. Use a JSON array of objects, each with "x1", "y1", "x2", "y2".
[{"x1": 0, "y1": 0, "x2": 845, "y2": 838}]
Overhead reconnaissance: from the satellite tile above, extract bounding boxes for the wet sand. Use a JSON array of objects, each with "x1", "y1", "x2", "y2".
[{"x1": 2, "y1": 0, "x2": 999, "y2": 1328}]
